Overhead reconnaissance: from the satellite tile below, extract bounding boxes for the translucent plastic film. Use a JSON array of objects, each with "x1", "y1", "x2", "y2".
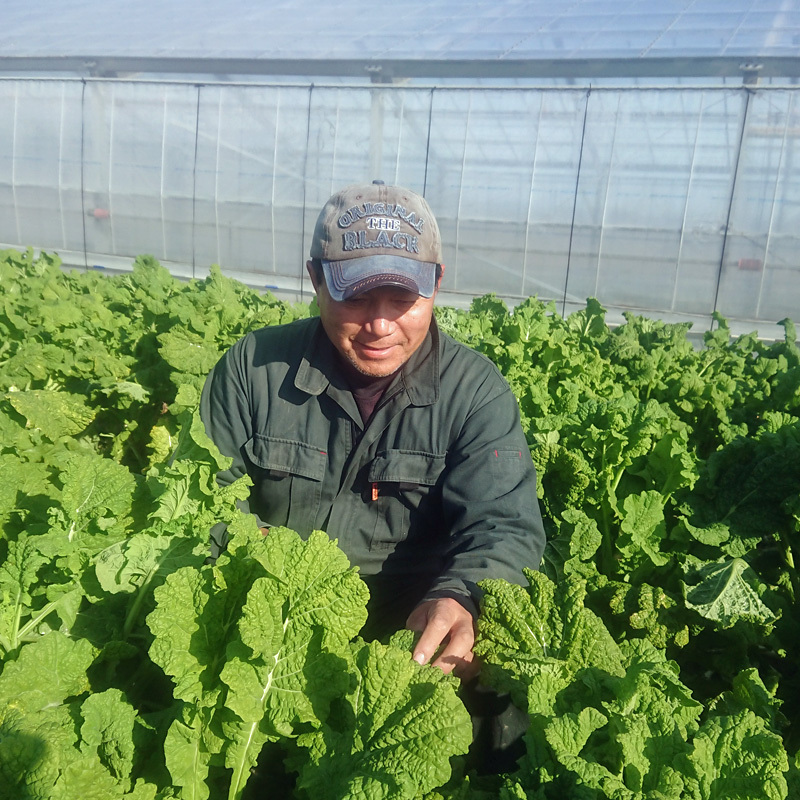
[{"x1": 0, "y1": 79, "x2": 797, "y2": 336}]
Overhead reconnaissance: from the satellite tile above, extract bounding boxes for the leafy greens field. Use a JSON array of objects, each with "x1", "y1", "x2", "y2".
[{"x1": 1, "y1": 247, "x2": 798, "y2": 799}]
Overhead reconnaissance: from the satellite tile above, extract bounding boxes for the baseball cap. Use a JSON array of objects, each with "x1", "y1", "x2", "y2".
[{"x1": 310, "y1": 180, "x2": 442, "y2": 301}]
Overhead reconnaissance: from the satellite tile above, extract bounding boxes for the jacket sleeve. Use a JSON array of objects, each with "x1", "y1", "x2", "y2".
[{"x1": 425, "y1": 374, "x2": 546, "y2": 611}]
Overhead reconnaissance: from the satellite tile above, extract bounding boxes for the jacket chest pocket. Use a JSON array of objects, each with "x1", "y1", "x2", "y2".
[
  {"x1": 367, "y1": 450, "x2": 446, "y2": 551},
  {"x1": 245, "y1": 435, "x2": 327, "y2": 534}
]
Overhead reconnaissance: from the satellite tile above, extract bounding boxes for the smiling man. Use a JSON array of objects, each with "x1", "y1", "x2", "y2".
[{"x1": 200, "y1": 181, "x2": 545, "y2": 765}]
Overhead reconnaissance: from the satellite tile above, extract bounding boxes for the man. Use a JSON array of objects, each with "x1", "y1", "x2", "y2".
[{"x1": 200, "y1": 180, "x2": 545, "y2": 681}]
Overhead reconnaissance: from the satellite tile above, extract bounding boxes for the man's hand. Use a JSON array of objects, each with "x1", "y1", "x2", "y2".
[{"x1": 405, "y1": 597, "x2": 480, "y2": 680}]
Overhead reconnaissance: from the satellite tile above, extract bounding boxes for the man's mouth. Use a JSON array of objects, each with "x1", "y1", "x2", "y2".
[{"x1": 354, "y1": 341, "x2": 397, "y2": 357}]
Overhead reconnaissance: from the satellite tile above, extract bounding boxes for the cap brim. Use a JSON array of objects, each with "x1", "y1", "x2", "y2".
[{"x1": 322, "y1": 255, "x2": 437, "y2": 301}]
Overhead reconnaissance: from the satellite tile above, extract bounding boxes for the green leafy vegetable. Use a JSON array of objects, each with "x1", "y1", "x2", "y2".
[{"x1": 294, "y1": 632, "x2": 472, "y2": 800}]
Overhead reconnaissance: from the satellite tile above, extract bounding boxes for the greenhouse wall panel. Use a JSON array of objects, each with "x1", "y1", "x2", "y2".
[
  {"x1": 717, "y1": 90, "x2": 800, "y2": 323},
  {"x1": 194, "y1": 85, "x2": 310, "y2": 280},
  {"x1": 0, "y1": 77, "x2": 798, "y2": 337},
  {"x1": 0, "y1": 81, "x2": 84, "y2": 253},
  {"x1": 81, "y1": 82, "x2": 198, "y2": 265}
]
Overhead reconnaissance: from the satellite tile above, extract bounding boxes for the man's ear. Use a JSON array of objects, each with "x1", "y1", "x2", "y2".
[
  {"x1": 306, "y1": 260, "x2": 320, "y2": 291},
  {"x1": 435, "y1": 264, "x2": 445, "y2": 294}
]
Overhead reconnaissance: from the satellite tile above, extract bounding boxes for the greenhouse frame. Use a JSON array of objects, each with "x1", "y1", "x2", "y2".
[{"x1": 1, "y1": 0, "x2": 799, "y2": 339}]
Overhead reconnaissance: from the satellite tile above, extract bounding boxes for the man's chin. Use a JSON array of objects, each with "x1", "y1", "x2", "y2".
[{"x1": 346, "y1": 354, "x2": 403, "y2": 378}]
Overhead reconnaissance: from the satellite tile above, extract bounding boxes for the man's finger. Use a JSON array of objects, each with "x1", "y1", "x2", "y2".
[
  {"x1": 430, "y1": 618, "x2": 475, "y2": 673},
  {"x1": 432, "y1": 640, "x2": 480, "y2": 679},
  {"x1": 407, "y1": 597, "x2": 476, "y2": 672},
  {"x1": 412, "y1": 612, "x2": 453, "y2": 666}
]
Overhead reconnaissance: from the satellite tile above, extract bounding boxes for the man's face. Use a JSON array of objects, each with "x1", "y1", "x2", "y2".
[{"x1": 308, "y1": 261, "x2": 441, "y2": 378}]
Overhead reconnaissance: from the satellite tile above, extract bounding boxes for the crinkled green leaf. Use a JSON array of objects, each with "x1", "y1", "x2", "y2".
[
  {"x1": 610, "y1": 713, "x2": 688, "y2": 798},
  {"x1": 477, "y1": 570, "x2": 625, "y2": 685},
  {"x1": 0, "y1": 455, "x2": 50, "y2": 524},
  {"x1": 0, "y1": 341, "x2": 71, "y2": 388},
  {"x1": 618, "y1": 582, "x2": 689, "y2": 650},
  {"x1": 6, "y1": 389, "x2": 96, "y2": 439},
  {"x1": 148, "y1": 557, "x2": 242, "y2": 797},
  {"x1": 687, "y1": 710, "x2": 789, "y2": 800},
  {"x1": 546, "y1": 700, "x2": 690, "y2": 799},
  {"x1": 631, "y1": 428, "x2": 698, "y2": 497},
  {"x1": 0, "y1": 705, "x2": 77, "y2": 800},
  {"x1": 612, "y1": 640, "x2": 703, "y2": 738},
  {"x1": 708, "y1": 668, "x2": 786, "y2": 731},
  {"x1": 171, "y1": 382, "x2": 201, "y2": 415},
  {"x1": 166, "y1": 409, "x2": 232, "y2": 475},
  {"x1": 249, "y1": 528, "x2": 370, "y2": 648},
  {"x1": 158, "y1": 328, "x2": 221, "y2": 376},
  {"x1": 532, "y1": 440, "x2": 592, "y2": 521},
  {"x1": 162, "y1": 709, "x2": 215, "y2": 800},
  {"x1": 514, "y1": 641, "x2": 704, "y2": 799},
  {"x1": 125, "y1": 780, "x2": 161, "y2": 800},
  {"x1": 148, "y1": 463, "x2": 203, "y2": 524},
  {"x1": 148, "y1": 528, "x2": 369, "y2": 800},
  {"x1": 476, "y1": 571, "x2": 625, "y2": 721},
  {"x1": 0, "y1": 632, "x2": 96, "y2": 714},
  {"x1": 618, "y1": 490, "x2": 669, "y2": 568},
  {"x1": 562, "y1": 508, "x2": 603, "y2": 562},
  {"x1": 294, "y1": 637, "x2": 472, "y2": 800},
  {"x1": 95, "y1": 532, "x2": 205, "y2": 596},
  {"x1": 146, "y1": 410, "x2": 250, "y2": 531},
  {"x1": 542, "y1": 508, "x2": 603, "y2": 583},
  {"x1": 0, "y1": 535, "x2": 79, "y2": 657},
  {"x1": 79, "y1": 688, "x2": 137, "y2": 784},
  {"x1": 544, "y1": 707, "x2": 634, "y2": 796},
  {"x1": 682, "y1": 518, "x2": 731, "y2": 547},
  {"x1": 681, "y1": 421, "x2": 800, "y2": 558},
  {"x1": 57, "y1": 452, "x2": 136, "y2": 540},
  {"x1": 43, "y1": 583, "x2": 84, "y2": 632},
  {"x1": 147, "y1": 565, "x2": 236, "y2": 705},
  {"x1": 50, "y1": 753, "x2": 125, "y2": 800},
  {"x1": 604, "y1": 642, "x2": 702, "y2": 797},
  {"x1": 683, "y1": 558, "x2": 777, "y2": 628},
  {"x1": 147, "y1": 423, "x2": 176, "y2": 465},
  {"x1": 111, "y1": 380, "x2": 150, "y2": 402},
  {"x1": 0, "y1": 534, "x2": 48, "y2": 638},
  {"x1": 477, "y1": 573, "x2": 557, "y2": 662},
  {"x1": 220, "y1": 529, "x2": 369, "y2": 797},
  {"x1": 0, "y1": 409, "x2": 30, "y2": 457}
]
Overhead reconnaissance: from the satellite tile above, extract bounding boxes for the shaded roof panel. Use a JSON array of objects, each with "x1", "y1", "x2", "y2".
[{"x1": 1, "y1": 0, "x2": 798, "y2": 79}]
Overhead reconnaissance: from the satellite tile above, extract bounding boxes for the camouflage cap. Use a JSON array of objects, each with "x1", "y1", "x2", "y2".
[{"x1": 310, "y1": 180, "x2": 442, "y2": 300}]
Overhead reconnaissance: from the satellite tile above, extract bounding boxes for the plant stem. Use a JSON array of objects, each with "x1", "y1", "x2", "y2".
[
  {"x1": 16, "y1": 598, "x2": 59, "y2": 643},
  {"x1": 778, "y1": 530, "x2": 799, "y2": 602}
]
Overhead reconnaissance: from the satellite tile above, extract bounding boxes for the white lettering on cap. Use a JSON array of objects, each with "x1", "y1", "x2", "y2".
[
  {"x1": 367, "y1": 217, "x2": 400, "y2": 231},
  {"x1": 341, "y1": 231, "x2": 419, "y2": 253},
  {"x1": 338, "y1": 203, "x2": 425, "y2": 233}
]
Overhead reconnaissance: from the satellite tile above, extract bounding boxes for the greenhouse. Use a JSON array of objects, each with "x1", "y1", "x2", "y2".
[
  {"x1": 2, "y1": 3, "x2": 800, "y2": 800},
  {"x1": 2, "y1": 0, "x2": 799, "y2": 338}
]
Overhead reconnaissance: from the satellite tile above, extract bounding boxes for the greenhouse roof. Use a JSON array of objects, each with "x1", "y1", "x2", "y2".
[{"x1": 2, "y1": 0, "x2": 799, "y2": 82}]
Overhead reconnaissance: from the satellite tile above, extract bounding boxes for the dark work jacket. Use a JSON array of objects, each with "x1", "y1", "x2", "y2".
[{"x1": 199, "y1": 316, "x2": 545, "y2": 635}]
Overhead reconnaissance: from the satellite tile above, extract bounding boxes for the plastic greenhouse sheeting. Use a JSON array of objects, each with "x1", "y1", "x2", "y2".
[
  {"x1": 0, "y1": 77, "x2": 798, "y2": 339},
  {"x1": 2, "y1": 0, "x2": 799, "y2": 71}
]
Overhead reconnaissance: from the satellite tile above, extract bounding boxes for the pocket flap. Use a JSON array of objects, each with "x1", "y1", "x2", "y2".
[
  {"x1": 245, "y1": 435, "x2": 327, "y2": 481},
  {"x1": 368, "y1": 450, "x2": 445, "y2": 486}
]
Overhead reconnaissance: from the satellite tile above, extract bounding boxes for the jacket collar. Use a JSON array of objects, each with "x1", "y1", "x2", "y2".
[{"x1": 294, "y1": 316, "x2": 440, "y2": 407}]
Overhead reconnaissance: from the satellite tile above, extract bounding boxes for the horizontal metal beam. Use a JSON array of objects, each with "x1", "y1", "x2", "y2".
[{"x1": 0, "y1": 55, "x2": 798, "y2": 82}]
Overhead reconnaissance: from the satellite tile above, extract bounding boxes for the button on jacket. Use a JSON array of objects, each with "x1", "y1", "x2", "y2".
[{"x1": 200, "y1": 315, "x2": 545, "y2": 631}]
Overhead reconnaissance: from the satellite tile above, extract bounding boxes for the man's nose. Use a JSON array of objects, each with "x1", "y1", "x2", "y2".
[
  {"x1": 363, "y1": 300, "x2": 395, "y2": 335},
  {"x1": 364, "y1": 312, "x2": 392, "y2": 336}
]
